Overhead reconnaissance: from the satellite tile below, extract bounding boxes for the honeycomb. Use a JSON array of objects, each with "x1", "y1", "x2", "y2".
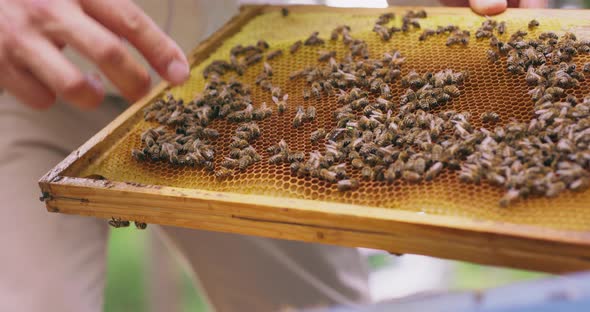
[{"x1": 76, "y1": 8, "x2": 590, "y2": 231}]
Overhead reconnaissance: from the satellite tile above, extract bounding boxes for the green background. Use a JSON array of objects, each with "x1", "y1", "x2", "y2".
[{"x1": 103, "y1": 228, "x2": 546, "y2": 312}]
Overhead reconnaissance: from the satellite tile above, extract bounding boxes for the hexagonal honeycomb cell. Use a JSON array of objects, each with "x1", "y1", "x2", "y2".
[{"x1": 76, "y1": 8, "x2": 590, "y2": 231}]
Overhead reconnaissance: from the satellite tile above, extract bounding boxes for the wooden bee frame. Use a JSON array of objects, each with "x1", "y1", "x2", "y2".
[{"x1": 39, "y1": 5, "x2": 590, "y2": 273}]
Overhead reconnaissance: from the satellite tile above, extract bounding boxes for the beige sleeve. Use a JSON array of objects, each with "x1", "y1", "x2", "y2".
[{"x1": 65, "y1": 0, "x2": 239, "y2": 95}]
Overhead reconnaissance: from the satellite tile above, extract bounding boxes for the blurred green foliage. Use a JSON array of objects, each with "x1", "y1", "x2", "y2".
[
  {"x1": 104, "y1": 231, "x2": 548, "y2": 311},
  {"x1": 452, "y1": 262, "x2": 547, "y2": 290},
  {"x1": 103, "y1": 229, "x2": 208, "y2": 312},
  {"x1": 104, "y1": 228, "x2": 147, "y2": 312}
]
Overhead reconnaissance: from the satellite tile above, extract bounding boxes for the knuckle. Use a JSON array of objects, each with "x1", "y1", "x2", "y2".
[
  {"x1": 96, "y1": 40, "x2": 125, "y2": 65},
  {"x1": 122, "y1": 8, "x2": 145, "y2": 36},
  {"x1": 25, "y1": 0, "x2": 59, "y2": 23}
]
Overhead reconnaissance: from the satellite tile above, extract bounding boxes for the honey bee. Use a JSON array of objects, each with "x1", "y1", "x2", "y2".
[
  {"x1": 290, "y1": 162, "x2": 301, "y2": 175},
  {"x1": 266, "y1": 49, "x2": 283, "y2": 60},
  {"x1": 203, "y1": 128, "x2": 219, "y2": 139},
  {"x1": 245, "y1": 53, "x2": 263, "y2": 66},
  {"x1": 131, "y1": 149, "x2": 146, "y2": 161},
  {"x1": 376, "y1": 12, "x2": 395, "y2": 25},
  {"x1": 319, "y1": 169, "x2": 338, "y2": 183},
  {"x1": 412, "y1": 157, "x2": 426, "y2": 175},
  {"x1": 408, "y1": 19, "x2": 421, "y2": 30},
  {"x1": 287, "y1": 151, "x2": 305, "y2": 163},
  {"x1": 215, "y1": 167, "x2": 233, "y2": 180},
  {"x1": 525, "y1": 67, "x2": 543, "y2": 85},
  {"x1": 303, "y1": 88, "x2": 311, "y2": 100},
  {"x1": 337, "y1": 179, "x2": 360, "y2": 192},
  {"x1": 446, "y1": 35, "x2": 469, "y2": 46},
  {"x1": 331, "y1": 28, "x2": 340, "y2": 41},
  {"x1": 240, "y1": 147, "x2": 261, "y2": 162},
  {"x1": 255, "y1": 72, "x2": 269, "y2": 85},
  {"x1": 271, "y1": 86, "x2": 282, "y2": 98},
  {"x1": 289, "y1": 69, "x2": 305, "y2": 80},
  {"x1": 290, "y1": 40, "x2": 302, "y2": 54},
  {"x1": 263, "y1": 62, "x2": 273, "y2": 76},
  {"x1": 304, "y1": 31, "x2": 325, "y2": 46},
  {"x1": 545, "y1": 86, "x2": 564, "y2": 97},
  {"x1": 318, "y1": 50, "x2": 336, "y2": 62},
  {"x1": 273, "y1": 94, "x2": 289, "y2": 114},
  {"x1": 443, "y1": 85, "x2": 460, "y2": 97},
  {"x1": 351, "y1": 158, "x2": 364, "y2": 169},
  {"x1": 418, "y1": 29, "x2": 435, "y2": 41},
  {"x1": 361, "y1": 166, "x2": 375, "y2": 181},
  {"x1": 238, "y1": 122, "x2": 261, "y2": 139},
  {"x1": 310, "y1": 128, "x2": 326, "y2": 143},
  {"x1": 475, "y1": 29, "x2": 493, "y2": 39},
  {"x1": 293, "y1": 106, "x2": 306, "y2": 128},
  {"x1": 108, "y1": 217, "x2": 130, "y2": 228},
  {"x1": 253, "y1": 102, "x2": 273, "y2": 120},
  {"x1": 311, "y1": 82, "x2": 322, "y2": 99},
  {"x1": 424, "y1": 162, "x2": 443, "y2": 181},
  {"x1": 269, "y1": 153, "x2": 286, "y2": 165},
  {"x1": 498, "y1": 188, "x2": 520, "y2": 207},
  {"x1": 545, "y1": 181, "x2": 566, "y2": 197},
  {"x1": 402, "y1": 70, "x2": 425, "y2": 89},
  {"x1": 221, "y1": 157, "x2": 239, "y2": 169},
  {"x1": 230, "y1": 138, "x2": 250, "y2": 149},
  {"x1": 257, "y1": 40, "x2": 270, "y2": 50},
  {"x1": 281, "y1": 7, "x2": 289, "y2": 17},
  {"x1": 487, "y1": 49, "x2": 499, "y2": 63},
  {"x1": 497, "y1": 21, "x2": 506, "y2": 34},
  {"x1": 229, "y1": 148, "x2": 242, "y2": 159},
  {"x1": 238, "y1": 155, "x2": 253, "y2": 170},
  {"x1": 401, "y1": 170, "x2": 422, "y2": 183},
  {"x1": 373, "y1": 24, "x2": 391, "y2": 41},
  {"x1": 415, "y1": 9, "x2": 427, "y2": 18},
  {"x1": 528, "y1": 19, "x2": 540, "y2": 29},
  {"x1": 569, "y1": 177, "x2": 589, "y2": 192},
  {"x1": 306, "y1": 106, "x2": 317, "y2": 121}
]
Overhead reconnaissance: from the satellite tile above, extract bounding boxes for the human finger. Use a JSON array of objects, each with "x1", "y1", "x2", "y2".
[
  {"x1": 41, "y1": 4, "x2": 150, "y2": 101},
  {"x1": 10, "y1": 34, "x2": 104, "y2": 109},
  {"x1": 81, "y1": 0, "x2": 190, "y2": 85},
  {"x1": 468, "y1": 0, "x2": 508, "y2": 15},
  {"x1": 0, "y1": 64, "x2": 56, "y2": 109}
]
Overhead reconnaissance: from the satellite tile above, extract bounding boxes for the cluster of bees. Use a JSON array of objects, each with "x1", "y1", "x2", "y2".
[
  {"x1": 456, "y1": 18, "x2": 590, "y2": 205},
  {"x1": 132, "y1": 9, "x2": 590, "y2": 207},
  {"x1": 109, "y1": 217, "x2": 147, "y2": 230},
  {"x1": 372, "y1": 10, "x2": 427, "y2": 41},
  {"x1": 217, "y1": 122, "x2": 262, "y2": 179},
  {"x1": 270, "y1": 18, "x2": 475, "y2": 190},
  {"x1": 134, "y1": 71, "x2": 271, "y2": 180},
  {"x1": 418, "y1": 25, "x2": 471, "y2": 47}
]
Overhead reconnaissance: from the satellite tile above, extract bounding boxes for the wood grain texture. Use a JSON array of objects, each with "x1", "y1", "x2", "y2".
[{"x1": 39, "y1": 5, "x2": 590, "y2": 273}]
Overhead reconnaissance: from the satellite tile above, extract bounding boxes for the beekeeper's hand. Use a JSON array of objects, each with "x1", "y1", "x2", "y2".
[{"x1": 0, "y1": 0, "x2": 189, "y2": 109}]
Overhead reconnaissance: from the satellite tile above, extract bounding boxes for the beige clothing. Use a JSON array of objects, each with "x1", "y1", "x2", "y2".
[{"x1": 0, "y1": 1, "x2": 370, "y2": 311}]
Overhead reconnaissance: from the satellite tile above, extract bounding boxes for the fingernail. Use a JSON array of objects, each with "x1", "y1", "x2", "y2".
[
  {"x1": 166, "y1": 58, "x2": 190, "y2": 85},
  {"x1": 86, "y1": 73, "x2": 104, "y2": 94},
  {"x1": 471, "y1": 0, "x2": 507, "y2": 15}
]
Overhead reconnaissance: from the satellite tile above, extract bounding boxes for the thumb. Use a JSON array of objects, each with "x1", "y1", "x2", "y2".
[{"x1": 469, "y1": 0, "x2": 508, "y2": 15}]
